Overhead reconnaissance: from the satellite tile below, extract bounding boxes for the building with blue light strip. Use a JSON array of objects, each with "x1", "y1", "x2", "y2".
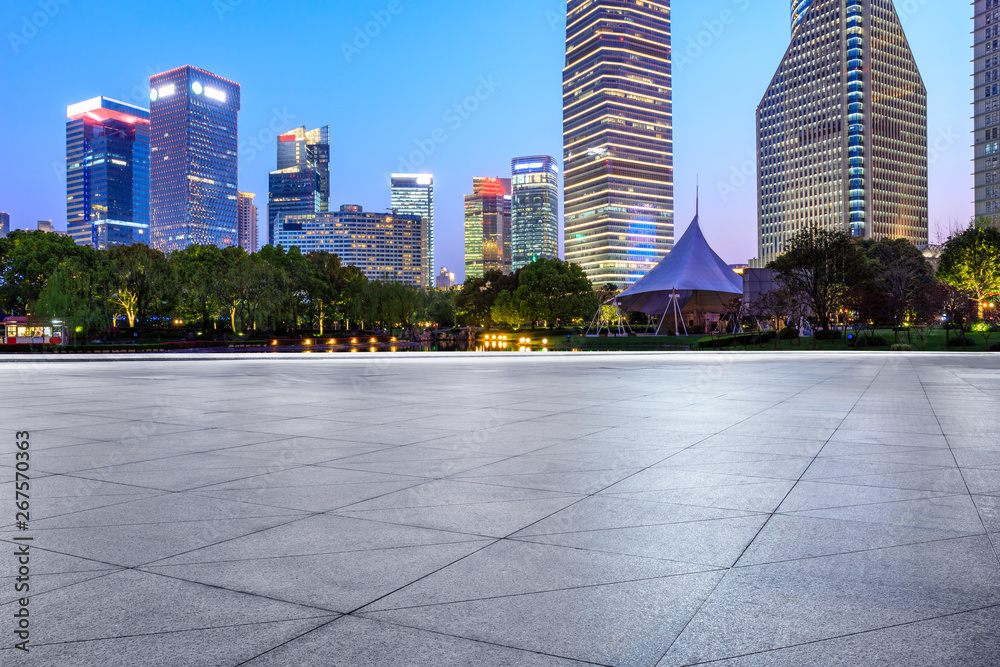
[
  {"x1": 65, "y1": 97, "x2": 150, "y2": 249},
  {"x1": 755, "y1": 0, "x2": 927, "y2": 266}
]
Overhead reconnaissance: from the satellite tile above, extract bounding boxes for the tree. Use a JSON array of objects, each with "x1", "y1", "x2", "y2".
[
  {"x1": 767, "y1": 228, "x2": 872, "y2": 331},
  {"x1": 104, "y1": 244, "x2": 170, "y2": 334},
  {"x1": 859, "y1": 238, "x2": 937, "y2": 342},
  {"x1": 758, "y1": 288, "x2": 793, "y2": 351},
  {"x1": 455, "y1": 269, "x2": 517, "y2": 327},
  {"x1": 941, "y1": 284, "x2": 976, "y2": 351},
  {"x1": 491, "y1": 290, "x2": 529, "y2": 328},
  {"x1": 169, "y1": 245, "x2": 224, "y2": 331},
  {"x1": 212, "y1": 247, "x2": 258, "y2": 333},
  {"x1": 937, "y1": 218, "x2": 1000, "y2": 318},
  {"x1": 34, "y1": 254, "x2": 112, "y2": 343},
  {"x1": 0, "y1": 230, "x2": 93, "y2": 315},
  {"x1": 513, "y1": 258, "x2": 598, "y2": 327}
]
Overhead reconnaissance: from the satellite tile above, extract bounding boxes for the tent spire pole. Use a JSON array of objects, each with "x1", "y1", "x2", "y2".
[{"x1": 696, "y1": 176, "x2": 699, "y2": 217}]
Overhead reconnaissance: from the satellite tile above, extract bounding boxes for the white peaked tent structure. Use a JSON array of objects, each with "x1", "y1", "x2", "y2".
[{"x1": 614, "y1": 214, "x2": 743, "y2": 335}]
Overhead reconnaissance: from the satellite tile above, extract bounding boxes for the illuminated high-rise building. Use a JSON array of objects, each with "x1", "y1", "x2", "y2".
[
  {"x1": 391, "y1": 174, "x2": 434, "y2": 287},
  {"x1": 237, "y1": 191, "x2": 258, "y2": 253},
  {"x1": 275, "y1": 205, "x2": 424, "y2": 287},
  {"x1": 0, "y1": 212, "x2": 9, "y2": 238},
  {"x1": 464, "y1": 177, "x2": 511, "y2": 280},
  {"x1": 563, "y1": 0, "x2": 674, "y2": 288},
  {"x1": 975, "y1": 0, "x2": 1000, "y2": 222},
  {"x1": 756, "y1": 0, "x2": 928, "y2": 266},
  {"x1": 65, "y1": 97, "x2": 150, "y2": 249},
  {"x1": 268, "y1": 126, "x2": 330, "y2": 245},
  {"x1": 511, "y1": 156, "x2": 559, "y2": 271},
  {"x1": 149, "y1": 66, "x2": 240, "y2": 252}
]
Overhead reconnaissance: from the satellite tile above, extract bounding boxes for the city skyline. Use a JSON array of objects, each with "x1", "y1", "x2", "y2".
[{"x1": 0, "y1": 1, "x2": 973, "y2": 280}]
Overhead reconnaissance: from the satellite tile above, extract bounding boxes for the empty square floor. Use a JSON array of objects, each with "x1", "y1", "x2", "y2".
[{"x1": 2, "y1": 352, "x2": 999, "y2": 666}]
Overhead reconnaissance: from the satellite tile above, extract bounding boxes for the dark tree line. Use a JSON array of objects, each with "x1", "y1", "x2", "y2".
[
  {"x1": 761, "y1": 220, "x2": 1000, "y2": 347},
  {"x1": 0, "y1": 230, "x2": 456, "y2": 340}
]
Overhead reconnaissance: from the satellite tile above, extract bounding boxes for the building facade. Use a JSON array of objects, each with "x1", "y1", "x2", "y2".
[
  {"x1": 275, "y1": 205, "x2": 424, "y2": 287},
  {"x1": 435, "y1": 267, "x2": 455, "y2": 289},
  {"x1": 464, "y1": 177, "x2": 511, "y2": 280},
  {"x1": 755, "y1": 0, "x2": 928, "y2": 266},
  {"x1": 268, "y1": 126, "x2": 330, "y2": 245},
  {"x1": 563, "y1": 0, "x2": 674, "y2": 288},
  {"x1": 390, "y1": 174, "x2": 434, "y2": 287},
  {"x1": 149, "y1": 66, "x2": 240, "y2": 252},
  {"x1": 975, "y1": 0, "x2": 1000, "y2": 222},
  {"x1": 511, "y1": 156, "x2": 559, "y2": 271},
  {"x1": 237, "y1": 191, "x2": 258, "y2": 253},
  {"x1": 0, "y1": 212, "x2": 9, "y2": 238},
  {"x1": 65, "y1": 97, "x2": 150, "y2": 249}
]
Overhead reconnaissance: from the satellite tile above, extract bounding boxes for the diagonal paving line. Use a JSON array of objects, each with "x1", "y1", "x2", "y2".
[
  {"x1": 654, "y1": 357, "x2": 891, "y2": 665},
  {"x1": 912, "y1": 357, "x2": 1000, "y2": 567}
]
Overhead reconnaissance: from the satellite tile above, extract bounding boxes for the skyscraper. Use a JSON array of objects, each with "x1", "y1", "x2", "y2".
[
  {"x1": 391, "y1": 174, "x2": 434, "y2": 287},
  {"x1": 65, "y1": 97, "x2": 150, "y2": 249},
  {"x1": 275, "y1": 205, "x2": 425, "y2": 287},
  {"x1": 975, "y1": 0, "x2": 1000, "y2": 222},
  {"x1": 149, "y1": 66, "x2": 240, "y2": 252},
  {"x1": 511, "y1": 156, "x2": 559, "y2": 271},
  {"x1": 0, "y1": 212, "x2": 9, "y2": 238},
  {"x1": 237, "y1": 191, "x2": 258, "y2": 253},
  {"x1": 268, "y1": 126, "x2": 330, "y2": 245},
  {"x1": 464, "y1": 177, "x2": 511, "y2": 280},
  {"x1": 756, "y1": 0, "x2": 928, "y2": 266},
  {"x1": 563, "y1": 0, "x2": 674, "y2": 288}
]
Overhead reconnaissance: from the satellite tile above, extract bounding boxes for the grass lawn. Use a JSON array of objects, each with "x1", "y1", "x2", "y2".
[{"x1": 523, "y1": 327, "x2": 998, "y2": 352}]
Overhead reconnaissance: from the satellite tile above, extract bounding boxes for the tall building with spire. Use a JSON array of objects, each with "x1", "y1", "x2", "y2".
[
  {"x1": 755, "y1": 0, "x2": 928, "y2": 266},
  {"x1": 975, "y1": 0, "x2": 1000, "y2": 222},
  {"x1": 563, "y1": 0, "x2": 674, "y2": 288},
  {"x1": 268, "y1": 126, "x2": 330, "y2": 245}
]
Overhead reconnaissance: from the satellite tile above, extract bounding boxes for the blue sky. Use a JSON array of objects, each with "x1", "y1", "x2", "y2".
[{"x1": 0, "y1": 0, "x2": 973, "y2": 279}]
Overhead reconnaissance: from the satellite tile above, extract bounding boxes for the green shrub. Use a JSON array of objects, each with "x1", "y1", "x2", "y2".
[
  {"x1": 815, "y1": 329, "x2": 844, "y2": 341},
  {"x1": 779, "y1": 326, "x2": 799, "y2": 340},
  {"x1": 850, "y1": 334, "x2": 888, "y2": 348},
  {"x1": 947, "y1": 336, "x2": 977, "y2": 348},
  {"x1": 698, "y1": 336, "x2": 735, "y2": 350},
  {"x1": 890, "y1": 343, "x2": 913, "y2": 352},
  {"x1": 991, "y1": 341, "x2": 1000, "y2": 352}
]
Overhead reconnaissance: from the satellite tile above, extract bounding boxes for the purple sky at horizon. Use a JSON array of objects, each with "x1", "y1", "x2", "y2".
[{"x1": 0, "y1": 1, "x2": 973, "y2": 281}]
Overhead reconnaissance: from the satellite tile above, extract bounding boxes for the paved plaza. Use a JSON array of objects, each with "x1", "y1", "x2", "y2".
[{"x1": 2, "y1": 352, "x2": 1000, "y2": 666}]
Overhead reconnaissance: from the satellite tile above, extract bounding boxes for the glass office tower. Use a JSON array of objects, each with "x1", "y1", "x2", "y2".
[
  {"x1": 66, "y1": 97, "x2": 150, "y2": 249},
  {"x1": 975, "y1": 0, "x2": 1000, "y2": 222},
  {"x1": 511, "y1": 156, "x2": 559, "y2": 271},
  {"x1": 756, "y1": 0, "x2": 928, "y2": 266},
  {"x1": 563, "y1": 0, "x2": 674, "y2": 288},
  {"x1": 149, "y1": 66, "x2": 240, "y2": 252},
  {"x1": 0, "y1": 212, "x2": 9, "y2": 238},
  {"x1": 268, "y1": 126, "x2": 330, "y2": 245},
  {"x1": 390, "y1": 174, "x2": 434, "y2": 287},
  {"x1": 464, "y1": 177, "x2": 512, "y2": 280}
]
